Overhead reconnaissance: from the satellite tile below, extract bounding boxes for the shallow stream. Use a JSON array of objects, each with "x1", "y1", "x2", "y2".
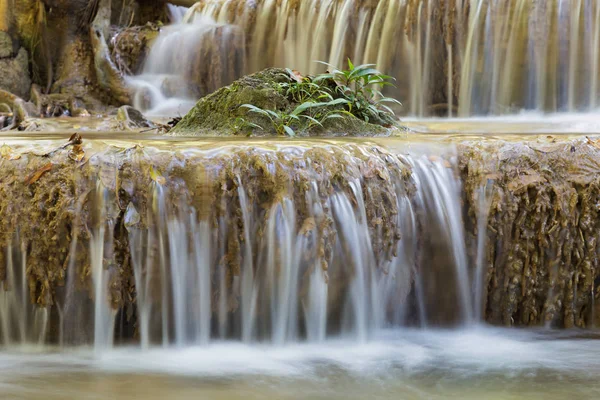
[{"x1": 2, "y1": 327, "x2": 599, "y2": 399}]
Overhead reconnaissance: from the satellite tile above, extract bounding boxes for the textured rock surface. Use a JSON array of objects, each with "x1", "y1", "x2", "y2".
[
  {"x1": 0, "y1": 30, "x2": 14, "y2": 58},
  {"x1": 170, "y1": 68, "x2": 391, "y2": 137},
  {"x1": 0, "y1": 138, "x2": 409, "y2": 329},
  {"x1": 460, "y1": 136, "x2": 600, "y2": 328},
  {"x1": 0, "y1": 134, "x2": 598, "y2": 343},
  {"x1": 0, "y1": 39, "x2": 31, "y2": 100}
]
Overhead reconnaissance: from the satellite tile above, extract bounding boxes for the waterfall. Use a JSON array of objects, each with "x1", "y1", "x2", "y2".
[
  {"x1": 164, "y1": 0, "x2": 600, "y2": 117},
  {"x1": 0, "y1": 141, "x2": 477, "y2": 348},
  {"x1": 126, "y1": 5, "x2": 245, "y2": 116}
]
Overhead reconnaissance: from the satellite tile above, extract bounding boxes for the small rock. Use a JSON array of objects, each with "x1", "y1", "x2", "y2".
[{"x1": 116, "y1": 105, "x2": 155, "y2": 130}]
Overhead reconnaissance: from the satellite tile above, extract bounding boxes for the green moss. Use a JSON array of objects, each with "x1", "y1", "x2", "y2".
[{"x1": 170, "y1": 68, "x2": 391, "y2": 137}]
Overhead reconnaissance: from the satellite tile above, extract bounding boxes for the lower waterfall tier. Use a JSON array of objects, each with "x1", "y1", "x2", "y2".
[{"x1": 0, "y1": 135, "x2": 597, "y2": 347}]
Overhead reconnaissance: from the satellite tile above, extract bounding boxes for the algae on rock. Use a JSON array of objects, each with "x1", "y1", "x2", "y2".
[
  {"x1": 460, "y1": 137, "x2": 600, "y2": 328},
  {"x1": 170, "y1": 68, "x2": 393, "y2": 137}
]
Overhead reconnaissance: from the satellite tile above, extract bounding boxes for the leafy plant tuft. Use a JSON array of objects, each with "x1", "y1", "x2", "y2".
[{"x1": 238, "y1": 60, "x2": 401, "y2": 136}]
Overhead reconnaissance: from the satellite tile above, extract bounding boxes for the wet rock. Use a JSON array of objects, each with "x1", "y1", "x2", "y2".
[
  {"x1": 0, "y1": 47, "x2": 31, "y2": 100},
  {"x1": 109, "y1": 23, "x2": 161, "y2": 74},
  {"x1": 0, "y1": 31, "x2": 15, "y2": 58},
  {"x1": 170, "y1": 68, "x2": 391, "y2": 137},
  {"x1": 460, "y1": 137, "x2": 600, "y2": 328},
  {"x1": 0, "y1": 139, "x2": 409, "y2": 343},
  {"x1": 116, "y1": 105, "x2": 155, "y2": 130}
]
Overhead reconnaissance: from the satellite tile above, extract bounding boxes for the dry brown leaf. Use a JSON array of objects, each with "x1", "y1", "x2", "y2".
[
  {"x1": 25, "y1": 162, "x2": 52, "y2": 185},
  {"x1": 290, "y1": 69, "x2": 303, "y2": 82},
  {"x1": 69, "y1": 132, "x2": 83, "y2": 145},
  {"x1": 586, "y1": 136, "x2": 600, "y2": 150},
  {"x1": 68, "y1": 144, "x2": 85, "y2": 162}
]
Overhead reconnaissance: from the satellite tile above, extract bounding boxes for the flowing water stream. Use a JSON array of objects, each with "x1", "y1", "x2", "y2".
[
  {"x1": 4, "y1": 0, "x2": 600, "y2": 398},
  {"x1": 1, "y1": 328, "x2": 600, "y2": 399}
]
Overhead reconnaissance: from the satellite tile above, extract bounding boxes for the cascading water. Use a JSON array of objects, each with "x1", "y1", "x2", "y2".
[
  {"x1": 0, "y1": 140, "x2": 478, "y2": 348},
  {"x1": 126, "y1": 4, "x2": 245, "y2": 116},
  {"x1": 165, "y1": 0, "x2": 600, "y2": 117}
]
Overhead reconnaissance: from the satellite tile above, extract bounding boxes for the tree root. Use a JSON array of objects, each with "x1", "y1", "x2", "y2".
[{"x1": 90, "y1": 0, "x2": 132, "y2": 105}]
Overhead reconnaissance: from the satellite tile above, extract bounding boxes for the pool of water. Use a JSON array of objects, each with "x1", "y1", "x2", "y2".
[
  {"x1": 403, "y1": 111, "x2": 600, "y2": 135},
  {"x1": 2, "y1": 327, "x2": 599, "y2": 399}
]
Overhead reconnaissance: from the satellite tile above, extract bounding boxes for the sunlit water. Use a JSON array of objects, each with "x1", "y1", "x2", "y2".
[{"x1": 1, "y1": 327, "x2": 598, "y2": 399}]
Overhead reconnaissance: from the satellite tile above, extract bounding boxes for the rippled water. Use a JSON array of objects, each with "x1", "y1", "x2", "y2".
[{"x1": 2, "y1": 327, "x2": 599, "y2": 399}]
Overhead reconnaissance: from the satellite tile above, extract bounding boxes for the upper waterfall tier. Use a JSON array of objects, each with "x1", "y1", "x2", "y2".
[{"x1": 153, "y1": 0, "x2": 600, "y2": 117}]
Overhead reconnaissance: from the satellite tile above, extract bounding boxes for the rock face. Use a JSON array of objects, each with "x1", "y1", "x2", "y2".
[
  {"x1": 460, "y1": 137, "x2": 600, "y2": 328},
  {"x1": 170, "y1": 68, "x2": 391, "y2": 137},
  {"x1": 109, "y1": 23, "x2": 160, "y2": 75},
  {"x1": 0, "y1": 135, "x2": 598, "y2": 345},
  {"x1": 0, "y1": 30, "x2": 14, "y2": 58},
  {"x1": 0, "y1": 31, "x2": 31, "y2": 100},
  {"x1": 0, "y1": 138, "x2": 411, "y2": 344}
]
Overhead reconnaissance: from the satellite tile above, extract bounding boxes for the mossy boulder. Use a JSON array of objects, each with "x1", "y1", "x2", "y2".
[{"x1": 170, "y1": 68, "x2": 392, "y2": 137}]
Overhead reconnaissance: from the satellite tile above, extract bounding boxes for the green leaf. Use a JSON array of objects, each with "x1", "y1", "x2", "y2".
[
  {"x1": 241, "y1": 104, "x2": 264, "y2": 113},
  {"x1": 351, "y1": 68, "x2": 381, "y2": 80},
  {"x1": 291, "y1": 98, "x2": 350, "y2": 116},
  {"x1": 347, "y1": 58, "x2": 354, "y2": 70},
  {"x1": 302, "y1": 115, "x2": 323, "y2": 126},
  {"x1": 378, "y1": 97, "x2": 402, "y2": 105},
  {"x1": 283, "y1": 125, "x2": 295, "y2": 136},
  {"x1": 378, "y1": 104, "x2": 395, "y2": 115},
  {"x1": 313, "y1": 74, "x2": 334, "y2": 83},
  {"x1": 245, "y1": 122, "x2": 265, "y2": 130},
  {"x1": 316, "y1": 60, "x2": 337, "y2": 70},
  {"x1": 317, "y1": 92, "x2": 334, "y2": 101},
  {"x1": 264, "y1": 109, "x2": 280, "y2": 119},
  {"x1": 324, "y1": 98, "x2": 351, "y2": 107},
  {"x1": 292, "y1": 101, "x2": 318, "y2": 115}
]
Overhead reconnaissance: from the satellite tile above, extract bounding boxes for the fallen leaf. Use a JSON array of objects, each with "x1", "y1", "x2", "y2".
[
  {"x1": 68, "y1": 144, "x2": 85, "y2": 162},
  {"x1": 25, "y1": 163, "x2": 52, "y2": 185},
  {"x1": 586, "y1": 136, "x2": 600, "y2": 150},
  {"x1": 0, "y1": 144, "x2": 21, "y2": 160},
  {"x1": 69, "y1": 132, "x2": 83, "y2": 145},
  {"x1": 291, "y1": 69, "x2": 303, "y2": 82}
]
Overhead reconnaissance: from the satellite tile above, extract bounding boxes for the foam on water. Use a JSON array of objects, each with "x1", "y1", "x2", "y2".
[{"x1": 1, "y1": 328, "x2": 599, "y2": 381}]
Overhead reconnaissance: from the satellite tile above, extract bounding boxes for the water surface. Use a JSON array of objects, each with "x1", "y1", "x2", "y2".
[{"x1": 2, "y1": 327, "x2": 599, "y2": 400}]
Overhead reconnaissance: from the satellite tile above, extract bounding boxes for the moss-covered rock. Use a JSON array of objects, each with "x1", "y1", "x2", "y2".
[{"x1": 170, "y1": 68, "x2": 393, "y2": 137}]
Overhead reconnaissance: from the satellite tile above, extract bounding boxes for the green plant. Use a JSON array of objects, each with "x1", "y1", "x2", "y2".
[
  {"x1": 241, "y1": 98, "x2": 349, "y2": 136},
  {"x1": 229, "y1": 117, "x2": 264, "y2": 136},
  {"x1": 314, "y1": 59, "x2": 401, "y2": 124},
  {"x1": 278, "y1": 69, "x2": 334, "y2": 103},
  {"x1": 237, "y1": 59, "x2": 400, "y2": 136}
]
